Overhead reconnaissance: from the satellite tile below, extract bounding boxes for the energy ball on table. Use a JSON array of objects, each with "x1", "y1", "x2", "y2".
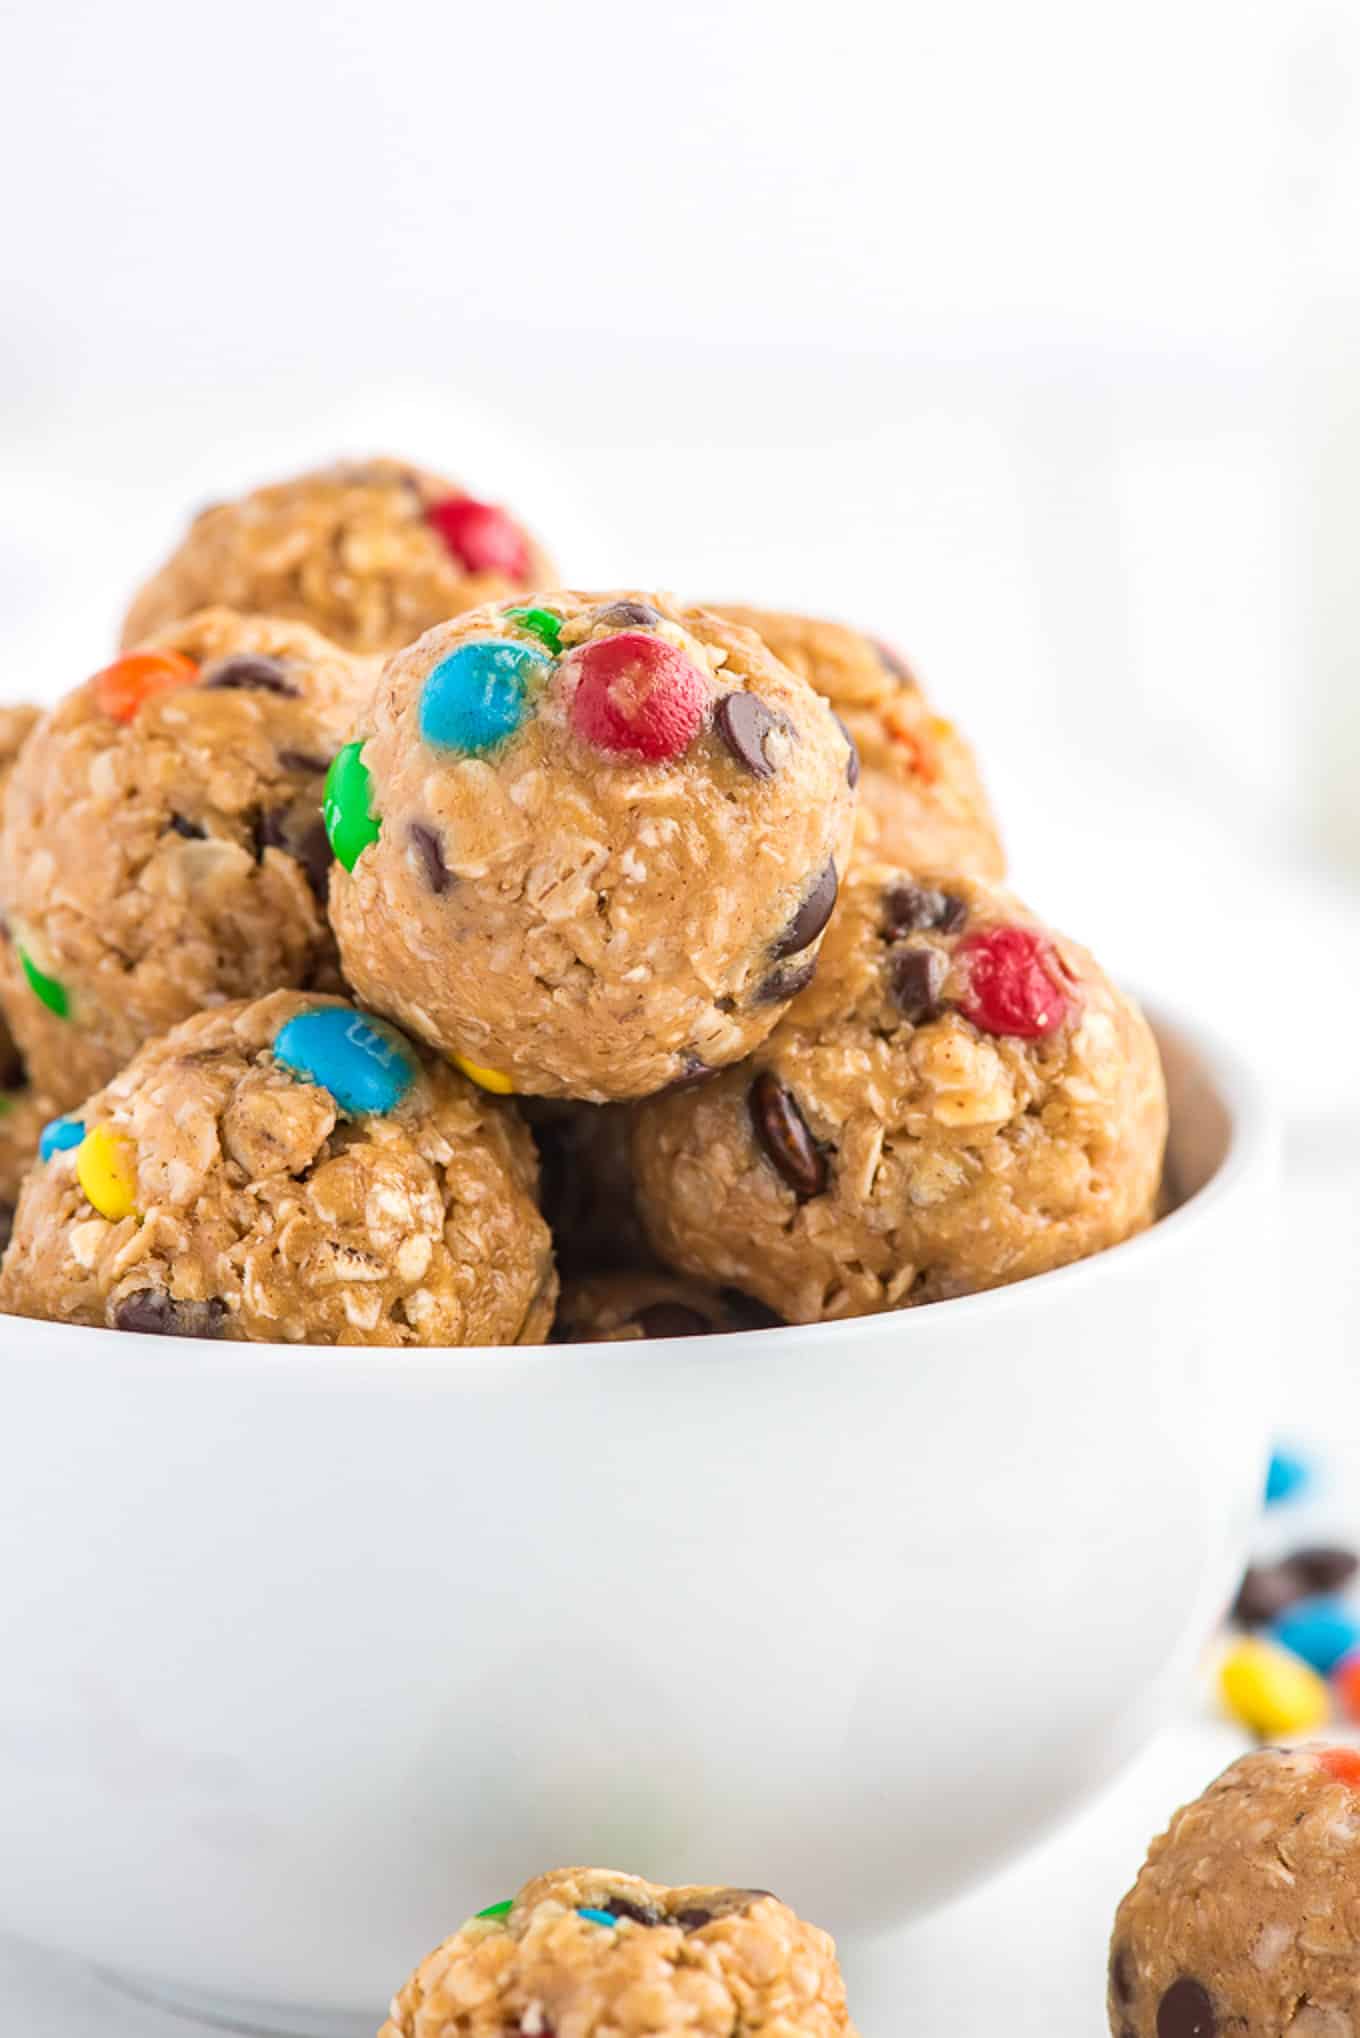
[
  {"x1": 0, "y1": 610, "x2": 373, "y2": 1112},
  {"x1": 381, "y1": 1867, "x2": 856, "y2": 2038},
  {"x1": 713, "y1": 605, "x2": 1004, "y2": 876},
  {"x1": 0, "y1": 991, "x2": 556, "y2": 1346},
  {"x1": 120, "y1": 458, "x2": 556, "y2": 656},
  {"x1": 326, "y1": 593, "x2": 858, "y2": 1101},
  {"x1": 1109, "y1": 1744, "x2": 1360, "y2": 2038},
  {"x1": 632, "y1": 864, "x2": 1166, "y2": 1322},
  {"x1": 553, "y1": 1269, "x2": 780, "y2": 1341}
]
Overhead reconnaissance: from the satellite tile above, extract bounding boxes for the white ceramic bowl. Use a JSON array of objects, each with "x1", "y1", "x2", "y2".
[{"x1": 0, "y1": 1005, "x2": 1274, "y2": 2037}]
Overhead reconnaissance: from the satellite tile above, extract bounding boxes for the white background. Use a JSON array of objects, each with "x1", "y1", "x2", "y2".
[{"x1": 2, "y1": 0, "x2": 1359, "y2": 2031}]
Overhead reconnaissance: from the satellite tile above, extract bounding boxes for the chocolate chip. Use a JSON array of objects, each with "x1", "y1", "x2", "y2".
[
  {"x1": 633, "y1": 1301, "x2": 714, "y2": 1339},
  {"x1": 202, "y1": 655, "x2": 299, "y2": 696},
  {"x1": 1231, "y1": 1561, "x2": 1307, "y2": 1629},
  {"x1": 748, "y1": 1072, "x2": 827, "y2": 1199},
  {"x1": 168, "y1": 812, "x2": 206, "y2": 840},
  {"x1": 409, "y1": 822, "x2": 449, "y2": 894},
  {"x1": 830, "y1": 709, "x2": 860, "y2": 787},
  {"x1": 113, "y1": 1290, "x2": 227, "y2": 1338},
  {"x1": 1110, "y1": 1946, "x2": 1133, "y2": 2005},
  {"x1": 719, "y1": 1289, "x2": 784, "y2": 1331},
  {"x1": 883, "y1": 883, "x2": 967, "y2": 935},
  {"x1": 601, "y1": 1895, "x2": 665, "y2": 1926},
  {"x1": 773, "y1": 859, "x2": 838, "y2": 959},
  {"x1": 0, "y1": 1202, "x2": 13, "y2": 1254},
  {"x1": 753, "y1": 958, "x2": 817, "y2": 1005},
  {"x1": 716, "y1": 692, "x2": 782, "y2": 779},
  {"x1": 1293, "y1": 1545, "x2": 1360, "y2": 1593},
  {"x1": 659, "y1": 1055, "x2": 719, "y2": 1094},
  {"x1": 0, "y1": 1035, "x2": 25, "y2": 1090},
  {"x1": 673, "y1": 1889, "x2": 774, "y2": 1931},
  {"x1": 890, "y1": 945, "x2": 947, "y2": 1022},
  {"x1": 278, "y1": 749, "x2": 332, "y2": 775},
  {"x1": 875, "y1": 639, "x2": 914, "y2": 686},
  {"x1": 254, "y1": 806, "x2": 332, "y2": 903},
  {"x1": 292, "y1": 817, "x2": 333, "y2": 904},
  {"x1": 1157, "y1": 1980, "x2": 1215, "y2": 2038},
  {"x1": 595, "y1": 601, "x2": 662, "y2": 629}
]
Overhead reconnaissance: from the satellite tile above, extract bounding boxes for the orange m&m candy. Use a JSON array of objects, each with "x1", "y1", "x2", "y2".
[
  {"x1": 91, "y1": 649, "x2": 199, "y2": 724},
  {"x1": 1318, "y1": 1745, "x2": 1360, "y2": 1787}
]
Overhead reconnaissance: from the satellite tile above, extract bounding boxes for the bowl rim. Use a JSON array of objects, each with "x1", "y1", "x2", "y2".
[{"x1": 0, "y1": 992, "x2": 1274, "y2": 1380}]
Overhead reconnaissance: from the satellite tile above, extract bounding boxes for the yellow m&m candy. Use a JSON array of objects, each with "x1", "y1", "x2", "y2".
[
  {"x1": 75, "y1": 1125, "x2": 138, "y2": 1223},
  {"x1": 451, "y1": 1053, "x2": 514, "y2": 1096},
  {"x1": 1220, "y1": 1637, "x2": 1330, "y2": 1739}
]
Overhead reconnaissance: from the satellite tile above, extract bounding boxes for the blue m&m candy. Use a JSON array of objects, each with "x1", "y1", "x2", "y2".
[
  {"x1": 272, "y1": 1006, "x2": 416, "y2": 1116},
  {"x1": 577, "y1": 1909, "x2": 617, "y2": 1928},
  {"x1": 1270, "y1": 1597, "x2": 1360, "y2": 1676},
  {"x1": 39, "y1": 1114, "x2": 85, "y2": 1161},
  {"x1": 1266, "y1": 1448, "x2": 1312, "y2": 1507},
  {"x1": 419, "y1": 640, "x2": 549, "y2": 755}
]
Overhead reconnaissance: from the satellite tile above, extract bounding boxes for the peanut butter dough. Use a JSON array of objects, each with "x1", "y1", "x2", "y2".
[
  {"x1": 121, "y1": 458, "x2": 556, "y2": 655},
  {"x1": 554, "y1": 1269, "x2": 779, "y2": 1341},
  {"x1": 1109, "y1": 1745, "x2": 1360, "y2": 2038},
  {"x1": 328, "y1": 594, "x2": 857, "y2": 1101},
  {"x1": 711, "y1": 606, "x2": 1003, "y2": 876},
  {"x1": 381, "y1": 1867, "x2": 856, "y2": 2038},
  {"x1": 0, "y1": 990, "x2": 556, "y2": 1346},
  {"x1": 631, "y1": 864, "x2": 1166, "y2": 1321},
  {"x1": 0, "y1": 611, "x2": 374, "y2": 1111}
]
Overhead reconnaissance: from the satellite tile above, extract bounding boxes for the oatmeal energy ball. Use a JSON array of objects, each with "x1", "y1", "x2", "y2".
[
  {"x1": 381, "y1": 1867, "x2": 856, "y2": 2038},
  {"x1": 326, "y1": 593, "x2": 858, "y2": 1101},
  {"x1": 0, "y1": 991, "x2": 556, "y2": 1346},
  {"x1": 712, "y1": 605, "x2": 1004, "y2": 877},
  {"x1": 121, "y1": 457, "x2": 556, "y2": 655},
  {"x1": 0, "y1": 609, "x2": 374, "y2": 1112},
  {"x1": 554, "y1": 1269, "x2": 780, "y2": 1342},
  {"x1": 632, "y1": 864, "x2": 1166, "y2": 1322},
  {"x1": 0, "y1": 702, "x2": 47, "y2": 1241},
  {"x1": 1109, "y1": 1745, "x2": 1360, "y2": 2038}
]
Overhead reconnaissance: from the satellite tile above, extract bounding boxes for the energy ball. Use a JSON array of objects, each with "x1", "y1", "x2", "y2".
[
  {"x1": 120, "y1": 457, "x2": 556, "y2": 655},
  {"x1": 0, "y1": 609, "x2": 374, "y2": 1112},
  {"x1": 712, "y1": 605, "x2": 1003, "y2": 876},
  {"x1": 1109, "y1": 1745, "x2": 1360, "y2": 2038},
  {"x1": 553, "y1": 1269, "x2": 780, "y2": 1341},
  {"x1": 632, "y1": 864, "x2": 1166, "y2": 1322},
  {"x1": 326, "y1": 593, "x2": 858, "y2": 1102},
  {"x1": 381, "y1": 1867, "x2": 856, "y2": 2038},
  {"x1": 0, "y1": 990, "x2": 556, "y2": 1346}
]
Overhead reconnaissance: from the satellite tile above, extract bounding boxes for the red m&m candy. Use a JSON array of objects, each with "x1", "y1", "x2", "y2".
[
  {"x1": 956, "y1": 925, "x2": 1072, "y2": 1039},
  {"x1": 567, "y1": 632, "x2": 710, "y2": 762},
  {"x1": 91, "y1": 650, "x2": 199, "y2": 724},
  {"x1": 426, "y1": 496, "x2": 531, "y2": 580},
  {"x1": 1318, "y1": 1745, "x2": 1360, "y2": 1787}
]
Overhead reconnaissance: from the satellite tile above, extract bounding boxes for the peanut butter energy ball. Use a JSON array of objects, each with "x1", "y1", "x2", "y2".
[
  {"x1": 0, "y1": 991, "x2": 556, "y2": 1346},
  {"x1": 326, "y1": 594, "x2": 857, "y2": 1102},
  {"x1": 632, "y1": 863, "x2": 1166, "y2": 1321},
  {"x1": 381, "y1": 1868, "x2": 856, "y2": 2038},
  {"x1": 0, "y1": 610, "x2": 374, "y2": 1112},
  {"x1": 553, "y1": 1269, "x2": 780, "y2": 1341},
  {"x1": 1109, "y1": 1745, "x2": 1360, "y2": 2038},
  {"x1": 712, "y1": 605, "x2": 1003, "y2": 876},
  {"x1": 121, "y1": 457, "x2": 557, "y2": 655}
]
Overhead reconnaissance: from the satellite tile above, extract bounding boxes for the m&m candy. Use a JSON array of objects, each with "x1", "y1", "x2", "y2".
[
  {"x1": 419, "y1": 641, "x2": 549, "y2": 756},
  {"x1": 91, "y1": 649, "x2": 199, "y2": 725},
  {"x1": 576, "y1": 1908, "x2": 617, "y2": 1928},
  {"x1": 75, "y1": 1125, "x2": 138, "y2": 1222},
  {"x1": 1219, "y1": 1636, "x2": 1330, "y2": 1738},
  {"x1": 1265, "y1": 1448, "x2": 1312, "y2": 1507},
  {"x1": 18, "y1": 946, "x2": 69, "y2": 1019},
  {"x1": 323, "y1": 742, "x2": 381, "y2": 873},
  {"x1": 273, "y1": 1006, "x2": 416, "y2": 1116},
  {"x1": 506, "y1": 606, "x2": 564, "y2": 655},
  {"x1": 425, "y1": 496, "x2": 532, "y2": 580},
  {"x1": 474, "y1": 1900, "x2": 513, "y2": 1921},
  {"x1": 1269, "y1": 1597, "x2": 1360, "y2": 1677},
  {"x1": 566, "y1": 632, "x2": 710, "y2": 762},
  {"x1": 955, "y1": 926, "x2": 1072, "y2": 1039},
  {"x1": 450, "y1": 1052, "x2": 514, "y2": 1096},
  {"x1": 39, "y1": 1115, "x2": 84, "y2": 1162}
]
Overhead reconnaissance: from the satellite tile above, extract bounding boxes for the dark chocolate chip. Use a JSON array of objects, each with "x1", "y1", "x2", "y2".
[
  {"x1": 753, "y1": 958, "x2": 817, "y2": 1005},
  {"x1": 830, "y1": 709, "x2": 860, "y2": 788},
  {"x1": 890, "y1": 945, "x2": 947, "y2": 1022},
  {"x1": 202, "y1": 654, "x2": 299, "y2": 696},
  {"x1": 632, "y1": 1301, "x2": 714, "y2": 1339},
  {"x1": 772, "y1": 858, "x2": 838, "y2": 959},
  {"x1": 168, "y1": 812, "x2": 206, "y2": 840},
  {"x1": 113, "y1": 1290, "x2": 228, "y2": 1338},
  {"x1": 719, "y1": 1289, "x2": 785, "y2": 1331},
  {"x1": 293, "y1": 817, "x2": 333, "y2": 904},
  {"x1": 1157, "y1": 1979, "x2": 1216, "y2": 2038},
  {"x1": 0, "y1": 1201, "x2": 13, "y2": 1255},
  {"x1": 659, "y1": 1055, "x2": 720, "y2": 1095},
  {"x1": 254, "y1": 805, "x2": 332, "y2": 903},
  {"x1": 748, "y1": 1071, "x2": 827, "y2": 1199},
  {"x1": 883, "y1": 883, "x2": 967, "y2": 936},
  {"x1": 874, "y1": 639, "x2": 915, "y2": 686},
  {"x1": 278, "y1": 749, "x2": 332, "y2": 775},
  {"x1": 1231, "y1": 1561, "x2": 1307, "y2": 1629},
  {"x1": 674, "y1": 1889, "x2": 774, "y2": 1931},
  {"x1": 408, "y1": 822, "x2": 449, "y2": 894},
  {"x1": 0, "y1": 1035, "x2": 25, "y2": 1090},
  {"x1": 1292, "y1": 1544, "x2": 1360, "y2": 1593},
  {"x1": 601, "y1": 1895, "x2": 665, "y2": 1926},
  {"x1": 594, "y1": 601, "x2": 662, "y2": 629},
  {"x1": 1110, "y1": 1946, "x2": 1133, "y2": 2005},
  {"x1": 716, "y1": 692, "x2": 782, "y2": 779}
]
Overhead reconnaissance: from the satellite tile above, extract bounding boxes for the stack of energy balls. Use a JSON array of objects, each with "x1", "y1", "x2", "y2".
[{"x1": 0, "y1": 456, "x2": 1168, "y2": 1346}]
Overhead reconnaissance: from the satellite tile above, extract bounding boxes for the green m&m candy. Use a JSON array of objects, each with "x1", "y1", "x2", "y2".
[
  {"x1": 18, "y1": 946, "x2": 69, "y2": 1019},
  {"x1": 505, "y1": 606, "x2": 564, "y2": 656},
  {"x1": 323, "y1": 742, "x2": 381, "y2": 873}
]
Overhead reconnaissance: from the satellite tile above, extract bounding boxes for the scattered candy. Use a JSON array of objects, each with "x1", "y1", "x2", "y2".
[
  {"x1": 505, "y1": 606, "x2": 564, "y2": 655},
  {"x1": 1219, "y1": 1636, "x2": 1330, "y2": 1738},
  {"x1": 1270, "y1": 1597, "x2": 1360, "y2": 1676},
  {"x1": 956, "y1": 925, "x2": 1071, "y2": 1038},
  {"x1": 1233, "y1": 1561, "x2": 1309, "y2": 1630},
  {"x1": 75, "y1": 1125, "x2": 138, "y2": 1223},
  {"x1": 18, "y1": 946, "x2": 69, "y2": 1019},
  {"x1": 1333, "y1": 1652, "x2": 1360, "y2": 1725},
  {"x1": 1266, "y1": 1448, "x2": 1311, "y2": 1507},
  {"x1": 420, "y1": 640, "x2": 549, "y2": 756},
  {"x1": 576, "y1": 1908, "x2": 617, "y2": 1928},
  {"x1": 451, "y1": 1051, "x2": 514, "y2": 1095},
  {"x1": 91, "y1": 649, "x2": 199, "y2": 724},
  {"x1": 567, "y1": 632, "x2": 710, "y2": 761},
  {"x1": 1317, "y1": 1744, "x2": 1360, "y2": 1786},
  {"x1": 1294, "y1": 1545, "x2": 1360, "y2": 1593},
  {"x1": 39, "y1": 1115, "x2": 84, "y2": 1162},
  {"x1": 425, "y1": 496, "x2": 531, "y2": 580},
  {"x1": 272, "y1": 1006, "x2": 415, "y2": 1116},
  {"x1": 323, "y1": 742, "x2": 381, "y2": 872},
  {"x1": 475, "y1": 1900, "x2": 513, "y2": 1921}
]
